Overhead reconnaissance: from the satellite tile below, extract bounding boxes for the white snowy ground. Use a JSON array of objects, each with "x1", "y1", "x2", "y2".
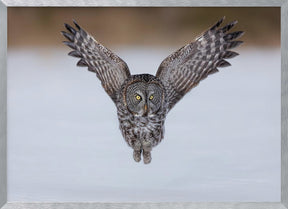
[{"x1": 7, "y1": 47, "x2": 280, "y2": 202}]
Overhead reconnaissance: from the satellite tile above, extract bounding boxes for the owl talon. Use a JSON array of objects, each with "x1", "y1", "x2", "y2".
[
  {"x1": 143, "y1": 151, "x2": 152, "y2": 164},
  {"x1": 133, "y1": 150, "x2": 142, "y2": 162}
]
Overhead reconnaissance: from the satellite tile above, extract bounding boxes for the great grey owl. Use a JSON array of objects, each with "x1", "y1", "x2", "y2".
[{"x1": 62, "y1": 17, "x2": 243, "y2": 164}]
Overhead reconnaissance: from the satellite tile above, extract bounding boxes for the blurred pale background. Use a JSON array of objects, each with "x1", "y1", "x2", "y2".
[{"x1": 7, "y1": 7, "x2": 280, "y2": 202}]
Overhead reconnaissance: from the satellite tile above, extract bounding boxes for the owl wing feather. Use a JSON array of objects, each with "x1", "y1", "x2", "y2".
[
  {"x1": 156, "y1": 17, "x2": 244, "y2": 111},
  {"x1": 62, "y1": 20, "x2": 131, "y2": 102}
]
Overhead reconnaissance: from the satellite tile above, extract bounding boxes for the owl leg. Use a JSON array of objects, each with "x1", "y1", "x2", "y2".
[
  {"x1": 132, "y1": 140, "x2": 142, "y2": 163},
  {"x1": 143, "y1": 151, "x2": 151, "y2": 164},
  {"x1": 142, "y1": 141, "x2": 152, "y2": 164},
  {"x1": 133, "y1": 150, "x2": 142, "y2": 162}
]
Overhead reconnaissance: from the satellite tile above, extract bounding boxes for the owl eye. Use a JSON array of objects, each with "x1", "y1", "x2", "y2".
[
  {"x1": 149, "y1": 95, "x2": 154, "y2": 100},
  {"x1": 135, "y1": 94, "x2": 142, "y2": 101}
]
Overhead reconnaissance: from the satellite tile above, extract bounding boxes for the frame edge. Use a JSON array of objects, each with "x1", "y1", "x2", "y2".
[
  {"x1": 281, "y1": 0, "x2": 288, "y2": 208},
  {"x1": 1, "y1": 202, "x2": 288, "y2": 209},
  {"x1": 0, "y1": 0, "x2": 7, "y2": 208},
  {"x1": 0, "y1": 0, "x2": 286, "y2": 6}
]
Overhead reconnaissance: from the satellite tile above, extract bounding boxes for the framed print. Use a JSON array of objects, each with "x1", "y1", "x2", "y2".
[{"x1": 0, "y1": 1, "x2": 287, "y2": 209}]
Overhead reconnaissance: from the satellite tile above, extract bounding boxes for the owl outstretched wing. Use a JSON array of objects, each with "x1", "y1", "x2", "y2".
[
  {"x1": 156, "y1": 17, "x2": 244, "y2": 111},
  {"x1": 61, "y1": 20, "x2": 131, "y2": 103}
]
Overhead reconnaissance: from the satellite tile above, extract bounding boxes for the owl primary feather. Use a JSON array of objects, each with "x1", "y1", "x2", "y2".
[{"x1": 62, "y1": 17, "x2": 244, "y2": 164}]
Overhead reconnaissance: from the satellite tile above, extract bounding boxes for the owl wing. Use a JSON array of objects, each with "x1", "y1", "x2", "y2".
[
  {"x1": 156, "y1": 17, "x2": 244, "y2": 111},
  {"x1": 61, "y1": 20, "x2": 131, "y2": 103}
]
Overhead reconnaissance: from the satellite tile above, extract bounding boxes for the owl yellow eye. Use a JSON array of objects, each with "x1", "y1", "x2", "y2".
[
  {"x1": 135, "y1": 95, "x2": 142, "y2": 100},
  {"x1": 149, "y1": 95, "x2": 154, "y2": 100}
]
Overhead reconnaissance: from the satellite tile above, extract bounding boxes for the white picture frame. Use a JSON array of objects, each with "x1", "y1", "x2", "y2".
[{"x1": 0, "y1": 1, "x2": 287, "y2": 209}]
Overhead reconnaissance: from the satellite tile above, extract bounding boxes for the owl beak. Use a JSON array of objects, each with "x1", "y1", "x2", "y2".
[{"x1": 143, "y1": 104, "x2": 148, "y2": 116}]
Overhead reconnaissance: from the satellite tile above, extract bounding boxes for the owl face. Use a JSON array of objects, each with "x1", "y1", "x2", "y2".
[{"x1": 125, "y1": 81, "x2": 163, "y2": 116}]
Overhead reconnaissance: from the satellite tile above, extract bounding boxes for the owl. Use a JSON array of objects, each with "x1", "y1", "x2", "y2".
[{"x1": 62, "y1": 17, "x2": 243, "y2": 164}]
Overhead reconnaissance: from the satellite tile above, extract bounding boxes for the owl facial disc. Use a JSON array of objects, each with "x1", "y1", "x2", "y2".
[{"x1": 125, "y1": 81, "x2": 163, "y2": 117}]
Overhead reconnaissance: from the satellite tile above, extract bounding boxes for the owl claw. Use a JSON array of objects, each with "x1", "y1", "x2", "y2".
[
  {"x1": 133, "y1": 150, "x2": 142, "y2": 162},
  {"x1": 143, "y1": 151, "x2": 152, "y2": 164}
]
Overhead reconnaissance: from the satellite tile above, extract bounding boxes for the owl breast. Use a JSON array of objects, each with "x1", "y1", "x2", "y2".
[{"x1": 117, "y1": 102, "x2": 167, "y2": 149}]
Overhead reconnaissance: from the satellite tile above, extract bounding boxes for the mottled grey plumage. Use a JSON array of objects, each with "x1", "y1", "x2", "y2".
[{"x1": 62, "y1": 17, "x2": 243, "y2": 164}]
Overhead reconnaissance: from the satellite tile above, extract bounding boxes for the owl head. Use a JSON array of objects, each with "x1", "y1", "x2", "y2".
[{"x1": 124, "y1": 74, "x2": 164, "y2": 117}]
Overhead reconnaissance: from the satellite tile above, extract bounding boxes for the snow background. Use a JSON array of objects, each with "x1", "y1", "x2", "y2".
[{"x1": 7, "y1": 47, "x2": 281, "y2": 202}]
